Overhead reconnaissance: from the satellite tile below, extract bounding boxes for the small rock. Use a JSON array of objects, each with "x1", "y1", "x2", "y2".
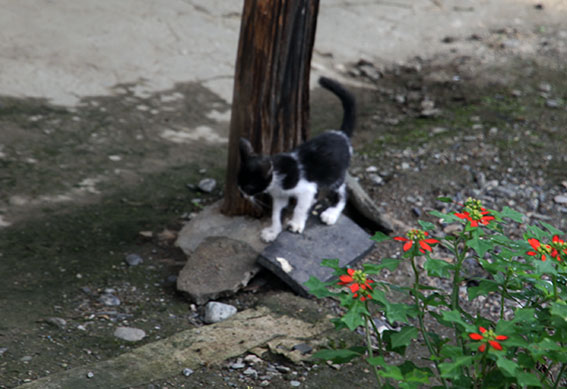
[
  {"x1": 276, "y1": 365, "x2": 291, "y2": 373},
  {"x1": 21, "y1": 356, "x2": 32, "y2": 362},
  {"x1": 182, "y1": 368, "x2": 194, "y2": 377},
  {"x1": 401, "y1": 162, "x2": 410, "y2": 170},
  {"x1": 368, "y1": 173, "x2": 384, "y2": 186},
  {"x1": 230, "y1": 360, "x2": 245, "y2": 369},
  {"x1": 87, "y1": 371, "x2": 94, "y2": 379},
  {"x1": 292, "y1": 343, "x2": 313, "y2": 355},
  {"x1": 113, "y1": 326, "x2": 146, "y2": 342},
  {"x1": 546, "y1": 99, "x2": 562, "y2": 108},
  {"x1": 198, "y1": 178, "x2": 217, "y2": 193},
  {"x1": 0, "y1": 347, "x2": 7, "y2": 356},
  {"x1": 411, "y1": 207, "x2": 422, "y2": 217},
  {"x1": 260, "y1": 381, "x2": 270, "y2": 387},
  {"x1": 45, "y1": 317, "x2": 67, "y2": 329},
  {"x1": 431, "y1": 127, "x2": 448, "y2": 135},
  {"x1": 290, "y1": 380, "x2": 301, "y2": 387},
  {"x1": 243, "y1": 367, "x2": 258, "y2": 379},
  {"x1": 554, "y1": 195, "x2": 567, "y2": 204},
  {"x1": 244, "y1": 354, "x2": 263, "y2": 365},
  {"x1": 365, "y1": 166, "x2": 378, "y2": 173},
  {"x1": 358, "y1": 64, "x2": 381, "y2": 81},
  {"x1": 99, "y1": 294, "x2": 121, "y2": 307},
  {"x1": 203, "y1": 302, "x2": 237, "y2": 324},
  {"x1": 538, "y1": 82, "x2": 552, "y2": 93},
  {"x1": 125, "y1": 253, "x2": 143, "y2": 266}
]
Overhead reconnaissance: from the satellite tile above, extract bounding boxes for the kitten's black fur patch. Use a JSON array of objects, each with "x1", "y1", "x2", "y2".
[{"x1": 237, "y1": 77, "x2": 356, "y2": 241}]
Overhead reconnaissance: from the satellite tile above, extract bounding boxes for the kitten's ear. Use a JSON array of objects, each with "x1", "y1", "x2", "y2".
[{"x1": 239, "y1": 138, "x2": 254, "y2": 162}]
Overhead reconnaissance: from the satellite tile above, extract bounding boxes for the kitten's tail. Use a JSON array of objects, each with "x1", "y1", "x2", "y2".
[{"x1": 318, "y1": 76, "x2": 356, "y2": 137}]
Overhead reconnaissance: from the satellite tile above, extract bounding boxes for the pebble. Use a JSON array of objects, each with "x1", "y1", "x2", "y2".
[
  {"x1": 244, "y1": 354, "x2": 263, "y2": 364},
  {"x1": 368, "y1": 173, "x2": 384, "y2": 185},
  {"x1": 182, "y1": 368, "x2": 194, "y2": 377},
  {"x1": 546, "y1": 99, "x2": 562, "y2": 108},
  {"x1": 87, "y1": 371, "x2": 94, "y2": 379},
  {"x1": 554, "y1": 195, "x2": 567, "y2": 204},
  {"x1": 203, "y1": 302, "x2": 237, "y2": 324},
  {"x1": 538, "y1": 82, "x2": 552, "y2": 93},
  {"x1": 125, "y1": 253, "x2": 143, "y2": 266},
  {"x1": 99, "y1": 293, "x2": 121, "y2": 307},
  {"x1": 198, "y1": 178, "x2": 217, "y2": 193},
  {"x1": 113, "y1": 326, "x2": 146, "y2": 342},
  {"x1": 365, "y1": 165, "x2": 378, "y2": 173},
  {"x1": 0, "y1": 347, "x2": 7, "y2": 356},
  {"x1": 230, "y1": 361, "x2": 245, "y2": 369},
  {"x1": 45, "y1": 317, "x2": 67, "y2": 329},
  {"x1": 243, "y1": 367, "x2": 258, "y2": 379},
  {"x1": 290, "y1": 380, "x2": 301, "y2": 387},
  {"x1": 21, "y1": 356, "x2": 32, "y2": 362}
]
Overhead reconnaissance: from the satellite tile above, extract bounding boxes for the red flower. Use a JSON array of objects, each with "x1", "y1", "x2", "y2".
[
  {"x1": 526, "y1": 238, "x2": 552, "y2": 262},
  {"x1": 551, "y1": 235, "x2": 567, "y2": 262},
  {"x1": 468, "y1": 326, "x2": 508, "y2": 352},
  {"x1": 394, "y1": 229, "x2": 439, "y2": 254},
  {"x1": 338, "y1": 268, "x2": 374, "y2": 301},
  {"x1": 454, "y1": 198, "x2": 495, "y2": 228}
]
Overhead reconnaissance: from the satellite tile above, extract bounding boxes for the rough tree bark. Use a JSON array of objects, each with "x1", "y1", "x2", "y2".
[{"x1": 221, "y1": 0, "x2": 320, "y2": 217}]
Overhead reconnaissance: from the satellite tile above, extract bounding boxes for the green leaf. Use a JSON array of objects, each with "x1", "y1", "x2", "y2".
[
  {"x1": 534, "y1": 259, "x2": 558, "y2": 275},
  {"x1": 468, "y1": 234, "x2": 493, "y2": 258},
  {"x1": 516, "y1": 372, "x2": 543, "y2": 388},
  {"x1": 439, "y1": 356, "x2": 473, "y2": 379},
  {"x1": 340, "y1": 299, "x2": 367, "y2": 331},
  {"x1": 398, "y1": 361, "x2": 432, "y2": 384},
  {"x1": 391, "y1": 326, "x2": 419, "y2": 349},
  {"x1": 440, "y1": 310, "x2": 475, "y2": 332},
  {"x1": 551, "y1": 301, "x2": 567, "y2": 322},
  {"x1": 499, "y1": 206, "x2": 525, "y2": 223},
  {"x1": 541, "y1": 221, "x2": 564, "y2": 236},
  {"x1": 424, "y1": 258, "x2": 454, "y2": 278},
  {"x1": 437, "y1": 196, "x2": 453, "y2": 203},
  {"x1": 364, "y1": 258, "x2": 401, "y2": 273},
  {"x1": 371, "y1": 231, "x2": 391, "y2": 243},
  {"x1": 384, "y1": 302, "x2": 416, "y2": 324},
  {"x1": 312, "y1": 347, "x2": 365, "y2": 363},
  {"x1": 304, "y1": 276, "x2": 336, "y2": 298},
  {"x1": 467, "y1": 279, "x2": 500, "y2": 300},
  {"x1": 496, "y1": 355, "x2": 518, "y2": 376},
  {"x1": 320, "y1": 258, "x2": 340, "y2": 270},
  {"x1": 418, "y1": 220, "x2": 436, "y2": 231}
]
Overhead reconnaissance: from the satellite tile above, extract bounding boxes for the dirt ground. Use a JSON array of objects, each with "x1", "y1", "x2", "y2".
[{"x1": 1, "y1": 15, "x2": 567, "y2": 389}]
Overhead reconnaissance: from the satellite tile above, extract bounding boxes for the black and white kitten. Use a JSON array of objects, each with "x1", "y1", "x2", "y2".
[{"x1": 238, "y1": 77, "x2": 355, "y2": 242}]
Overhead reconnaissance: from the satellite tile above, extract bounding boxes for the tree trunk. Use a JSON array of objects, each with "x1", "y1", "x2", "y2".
[{"x1": 221, "y1": 0, "x2": 320, "y2": 216}]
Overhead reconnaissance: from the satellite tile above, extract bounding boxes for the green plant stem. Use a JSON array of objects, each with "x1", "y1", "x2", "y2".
[
  {"x1": 500, "y1": 271, "x2": 510, "y2": 320},
  {"x1": 410, "y1": 256, "x2": 448, "y2": 389},
  {"x1": 451, "y1": 239, "x2": 467, "y2": 313},
  {"x1": 367, "y1": 313, "x2": 385, "y2": 356},
  {"x1": 364, "y1": 314, "x2": 383, "y2": 388},
  {"x1": 552, "y1": 274, "x2": 558, "y2": 301},
  {"x1": 553, "y1": 363, "x2": 567, "y2": 389}
]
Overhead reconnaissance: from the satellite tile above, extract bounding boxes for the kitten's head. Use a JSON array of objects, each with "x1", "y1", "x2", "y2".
[{"x1": 237, "y1": 138, "x2": 273, "y2": 197}]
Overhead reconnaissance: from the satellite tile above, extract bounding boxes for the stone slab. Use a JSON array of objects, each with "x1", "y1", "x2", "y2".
[
  {"x1": 258, "y1": 214, "x2": 374, "y2": 296},
  {"x1": 16, "y1": 304, "x2": 331, "y2": 389},
  {"x1": 176, "y1": 200, "x2": 268, "y2": 256},
  {"x1": 177, "y1": 236, "x2": 260, "y2": 305}
]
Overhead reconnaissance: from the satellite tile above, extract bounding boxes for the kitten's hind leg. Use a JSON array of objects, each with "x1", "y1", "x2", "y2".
[
  {"x1": 321, "y1": 183, "x2": 347, "y2": 225},
  {"x1": 261, "y1": 196, "x2": 287, "y2": 242},
  {"x1": 287, "y1": 184, "x2": 317, "y2": 234}
]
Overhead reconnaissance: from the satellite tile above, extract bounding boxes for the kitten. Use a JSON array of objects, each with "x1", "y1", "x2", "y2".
[{"x1": 238, "y1": 76, "x2": 355, "y2": 242}]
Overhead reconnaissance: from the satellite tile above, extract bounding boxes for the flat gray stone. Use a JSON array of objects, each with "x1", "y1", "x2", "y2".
[
  {"x1": 175, "y1": 200, "x2": 268, "y2": 255},
  {"x1": 177, "y1": 237, "x2": 261, "y2": 305},
  {"x1": 258, "y1": 215, "x2": 374, "y2": 296}
]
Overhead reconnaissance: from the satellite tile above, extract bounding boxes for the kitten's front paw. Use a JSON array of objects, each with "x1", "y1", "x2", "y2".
[
  {"x1": 320, "y1": 208, "x2": 340, "y2": 225},
  {"x1": 261, "y1": 228, "x2": 280, "y2": 243},
  {"x1": 287, "y1": 220, "x2": 305, "y2": 234}
]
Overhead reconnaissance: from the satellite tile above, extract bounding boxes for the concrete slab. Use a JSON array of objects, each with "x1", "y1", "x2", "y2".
[
  {"x1": 176, "y1": 236, "x2": 260, "y2": 305},
  {"x1": 258, "y1": 215, "x2": 374, "y2": 296},
  {"x1": 15, "y1": 305, "x2": 331, "y2": 389}
]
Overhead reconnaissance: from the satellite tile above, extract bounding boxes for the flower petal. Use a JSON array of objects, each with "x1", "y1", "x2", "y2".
[
  {"x1": 393, "y1": 236, "x2": 408, "y2": 242},
  {"x1": 469, "y1": 333, "x2": 483, "y2": 340},
  {"x1": 489, "y1": 341, "x2": 503, "y2": 351},
  {"x1": 419, "y1": 240, "x2": 433, "y2": 252},
  {"x1": 349, "y1": 283, "x2": 360, "y2": 293},
  {"x1": 479, "y1": 327, "x2": 487, "y2": 334},
  {"x1": 403, "y1": 241, "x2": 413, "y2": 252},
  {"x1": 495, "y1": 335, "x2": 508, "y2": 341},
  {"x1": 478, "y1": 344, "x2": 486, "y2": 352},
  {"x1": 528, "y1": 238, "x2": 540, "y2": 250},
  {"x1": 338, "y1": 274, "x2": 353, "y2": 285}
]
